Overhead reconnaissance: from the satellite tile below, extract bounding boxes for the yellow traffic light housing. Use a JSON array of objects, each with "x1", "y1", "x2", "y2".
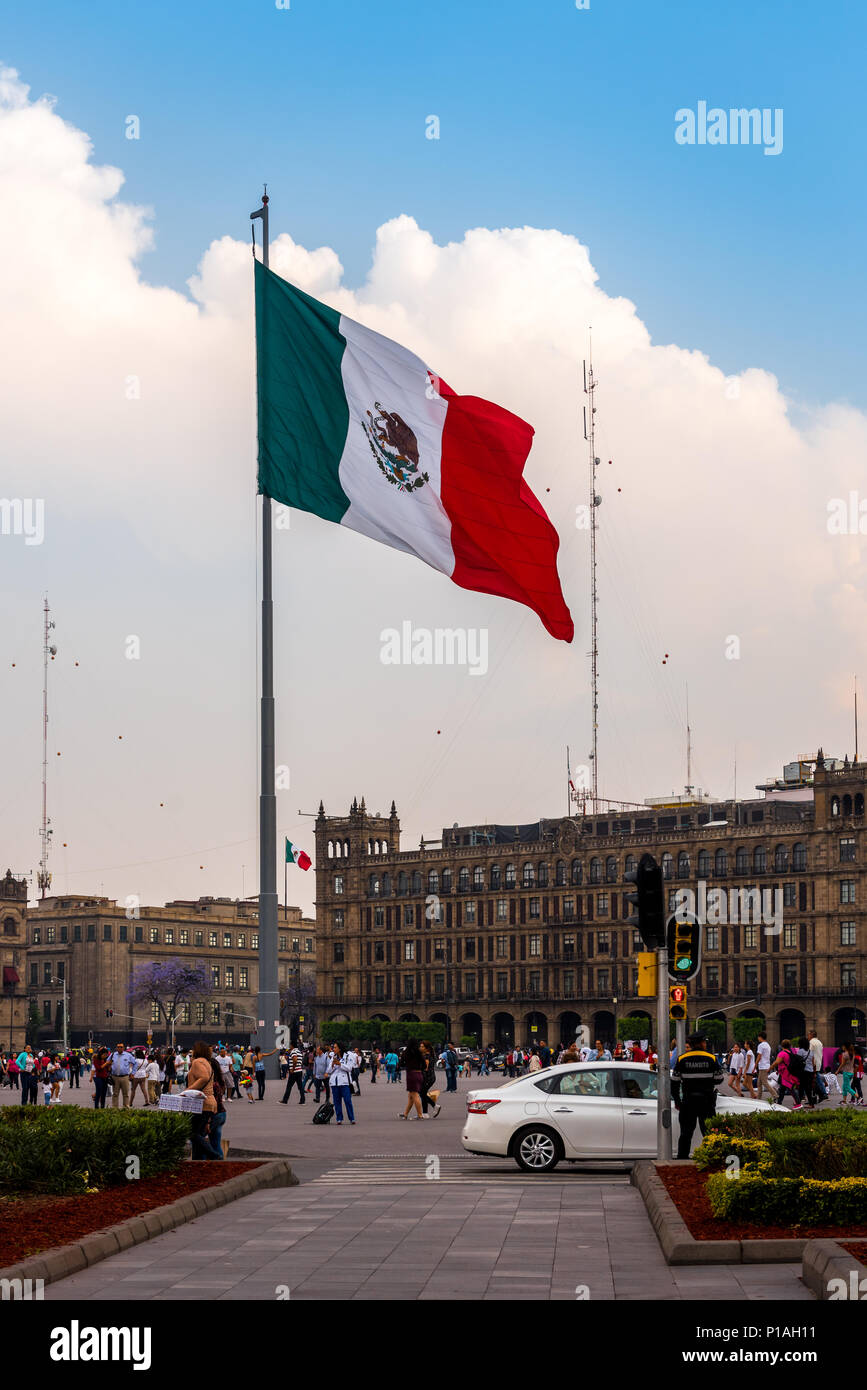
[
  {"x1": 637, "y1": 952, "x2": 658, "y2": 997},
  {"x1": 669, "y1": 983, "x2": 688, "y2": 1021}
]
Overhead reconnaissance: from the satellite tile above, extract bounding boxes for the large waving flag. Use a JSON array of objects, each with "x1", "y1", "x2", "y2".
[{"x1": 255, "y1": 261, "x2": 573, "y2": 641}]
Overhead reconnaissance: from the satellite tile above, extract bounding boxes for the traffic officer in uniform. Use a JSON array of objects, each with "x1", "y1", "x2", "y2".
[{"x1": 672, "y1": 1033, "x2": 724, "y2": 1158}]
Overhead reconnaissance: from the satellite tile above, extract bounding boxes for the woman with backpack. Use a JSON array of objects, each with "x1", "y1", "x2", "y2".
[{"x1": 837, "y1": 1045, "x2": 858, "y2": 1104}]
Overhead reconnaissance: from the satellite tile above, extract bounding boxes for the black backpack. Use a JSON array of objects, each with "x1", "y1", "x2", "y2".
[
  {"x1": 787, "y1": 1050, "x2": 806, "y2": 1079},
  {"x1": 312, "y1": 1101, "x2": 334, "y2": 1124}
]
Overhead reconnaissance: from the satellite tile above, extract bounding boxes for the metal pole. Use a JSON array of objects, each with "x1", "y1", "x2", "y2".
[
  {"x1": 656, "y1": 945, "x2": 672, "y2": 1159},
  {"x1": 63, "y1": 975, "x2": 68, "y2": 1053},
  {"x1": 252, "y1": 189, "x2": 280, "y2": 1083},
  {"x1": 675, "y1": 1017, "x2": 686, "y2": 1060}
]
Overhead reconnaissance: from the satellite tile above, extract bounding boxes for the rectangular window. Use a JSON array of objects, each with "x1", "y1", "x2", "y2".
[
  {"x1": 223, "y1": 932, "x2": 232, "y2": 948},
  {"x1": 279, "y1": 935, "x2": 287, "y2": 952},
  {"x1": 148, "y1": 927, "x2": 158, "y2": 944},
  {"x1": 706, "y1": 965, "x2": 719, "y2": 989},
  {"x1": 195, "y1": 1002, "x2": 205, "y2": 1024},
  {"x1": 225, "y1": 965, "x2": 234, "y2": 988},
  {"x1": 134, "y1": 926, "x2": 143, "y2": 943},
  {"x1": 497, "y1": 898, "x2": 507, "y2": 920},
  {"x1": 209, "y1": 931, "x2": 218, "y2": 948},
  {"x1": 181, "y1": 1003, "x2": 191, "y2": 1024},
  {"x1": 60, "y1": 925, "x2": 68, "y2": 943},
  {"x1": 239, "y1": 967, "x2": 248, "y2": 990},
  {"x1": 374, "y1": 942, "x2": 385, "y2": 962},
  {"x1": 334, "y1": 978, "x2": 345, "y2": 999},
  {"x1": 563, "y1": 896, "x2": 575, "y2": 920},
  {"x1": 464, "y1": 973, "x2": 476, "y2": 996},
  {"x1": 529, "y1": 897, "x2": 540, "y2": 918},
  {"x1": 596, "y1": 894, "x2": 608, "y2": 916},
  {"x1": 333, "y1": 910, "x2": 344, "y2": 929},
  {"x1": 404, "y1": 941, "x2": 415, "y2": 961},
  {"x1": 375, "y1": 907, "x2": 385, "y2": 927},
  {"x1": 101, "y1": 923, "x2": 111, "y2": 941},
  {"x1": 404, "y1": 906, "x2": 413, "y2": 926},
  {"x1": 43, "y1": 999, "x2": 51, "y2": 1021},
  {"x1": 841, "y1": 880, "x2": 856, "y2": 904},
  {"x1": 496, "y1": 971, "x2": 508, "y2": 994},
  {"x1": 72, "y1": 924, "x2": 80, "y2": 942},
  {"x1": 496, "y1": 934, "x2": 508, "y2": 956},
  {"x1": 434, "y1": 938, "x2": 445, "y2": 960},
  {"x1": 783, "y1": 964, "x2": 797, "y2": 990},
  {"x1": 529, "y1": 934, "x2": 541, "y2": 957},
  {"x1": 842, "y1": 963, "x2": 856, "y2": 989},
  {"x1": 195, "y1": 931, "x2": 203, "y2": 946},
  {"x1": 306, "y1": 937, "x2": 313, "y2": 952},
  {"x1": 119, "y1": 922, "x2": 127, "y2": 942},
  {"x1": 783, "y1": 922, "x2": 797, "y2": 948},
  {"x1": 375, "y1": 976, "x2": 385, "y2": 1000},
  {"x1": 43, "y1": 963, "x2": 52, "y2": 984},
  {"x1": 705, "y1": 926, "x2": 719, "y2": 951},
  {"x1": 180, "y1": 928, "x2": 189, "y2": 945},
  {"x1": 597, "y1": 968, "x2": 609, "y2": 992},
  {"x1": 841, "y1": 921, "x2": 856, "y2": 946},
  {"x1": 465, "y1": 900, "x2": 476, "y2": 923},
  {"x1": 211, "y1": 966, "x2": 220, "y2": 988},
  {"x1": 210, "y1": 1003, "x2": 220, "y2": 1025},
  {"x1": 840, "y1": 837, "x2": 856, "y2": 862},
  {"x1": 164, "y1": 928, "x2": 174, "y2": 944},
  {"x1": 528, "y1": 970, "x2": 541, "y2": 992},
  {"x1": 743, "y1": 924, "x2": 758, "y2": 948},
  {"x1": 251, "y1": 934, "x2": 259, "y2": 950},
  {"x1": 333, "y1": 943, "x2": 344, "y2": 963},
  {"x1": 87, "y1": 923, "x2": 95, "y2": 941},
  {"x1": 237, "y1": 932, "x2": 245, "y2": 948},
  {"x1": 434, "y1": 972, "x2": 445, "y2": 995},
  {"x1": 563, "y1": 934, "x2": 575, "y2": 958},
  {"x1": 29, "y1": 964, "x2": 37, "y2": 985},
  {"x1": 563, "y1": 970, "x2": 575, "y2": 996},
  {"x1": 744, "y1": 965, "x2": 758, "y2": 992},
  {"x1": 46, "y1": 925, "x2": 56, "y2": 944},
  {"x1": 151, "y1": 1001, "x2": 160, "y2": 1024},
  {"x1": 783, "y1": 883, "x2": 796, "y2": 907},
  {"x1": 402, "y1": 975, "x2": 413, "y2": 999},
  {"x1": 597, "y1": 931, "x2": 609, "y2": 953},
  {"x1": 334, "y1": 876, "x2": 344, "y2": 895}
]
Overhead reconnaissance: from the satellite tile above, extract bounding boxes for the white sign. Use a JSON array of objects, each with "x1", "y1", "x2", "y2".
[{"x1": 158, "y1": 1092, "x2": 204, "y2": 1113}]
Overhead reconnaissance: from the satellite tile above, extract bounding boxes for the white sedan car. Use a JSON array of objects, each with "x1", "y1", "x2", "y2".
[{"x1": 461, "y1": 1061, "x2": 784, "y2": 1172}]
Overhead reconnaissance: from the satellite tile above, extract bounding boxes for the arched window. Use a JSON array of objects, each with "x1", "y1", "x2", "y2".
[
  {"x1": 856, "y1": 793, "x2": 864, "y2": 816},
  {"x1": 831, "y1": 796, "x2": 840, "y2": 818},
  {"x1": 773, "y1": 844, "x2": 788, "y2": 873},
  {"x1": 381, "y1": 872, "x2": 391, "y2": 897},
  {"x1": 697, "y1": 849, "x2": 711, "y2": 877},
  {"x1": 344, "y1": 840, "x2": 350, "y2": 858},
  {"x1": 754, "y1": 846, "x2": 767, "y2": 873},
  {"x1": 369, "y1": 875, "x2": 380, "y2": 897},
  {"x1": 505, "y1": 863, "x2": 517, "y2": 888},
  {"x1": 412, "y1": 870, "x2": 422, "y2": 895},
  {"x1": 661, "y1": 853, "x2": 673, "y2": 881},
  {"x1": 678, "y1": 851, "x2": 691, "y2": 879},
  {"x1": 714, "y1": 848, "x2": 728, "y2": 877},
  {"x1": 589, "y1": 857, "x2": 601, "y2": 885},
  {"x1": 522, "y1": 862, "x2": 535, "y2": 888},
  {"x1": 441, "y1": 867, "x2": 452, "y2": 893},
  {"x1": 490, "y1": 864, "x2": 501, "y2": 890},
  {"x1": 843, "y1": 794, "x2": 853, "y2": 817},
  {"x1": 571, "y1": 859, "x2": 583, "y2": 885},
  {"x1": 473, "y1": 865, "x2": 484, "y2": 889},
  {"x1": 555, "y1": 860, "x2": 566, "y2": 886},
  {"x1": 606, "y1": 856, "x2": 618, "y2": 883},
  {"x1": 625, "y1": 854, "x2": 637, "y2": 877},
  {"x1": 428, "y1": 869, "x2": 439, "y2": 895},
  {"x1": 367, "y1": 839, "x2": 373, "y2": 856},
  {"x1": 537, "y1": 862, "x2": 549, "y2": 887},
  {"x1": 458, "y1": 866, "x2": 469, "y2": 892},
  {"x1": 327, "y1": 840, "x2": 334, "y2": 859},
  {"x1": 735, "y1": 846, "x2": 747, "y2": 875},
  {"x1": 398, "y1": 871, "x2": 408, "y2": 896},
  {"x1": 792, "y1": 843, "x2": 807, "y2": 871}
]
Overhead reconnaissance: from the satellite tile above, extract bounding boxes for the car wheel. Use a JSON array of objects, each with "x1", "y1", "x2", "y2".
[{"x1": 511, "y1": 1126, "x2": 562, "y2": 1173}]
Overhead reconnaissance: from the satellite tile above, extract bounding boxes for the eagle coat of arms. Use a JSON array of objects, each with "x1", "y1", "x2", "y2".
[{"x1": 361, "y1": 402, "x2": 430, "y2": 492}]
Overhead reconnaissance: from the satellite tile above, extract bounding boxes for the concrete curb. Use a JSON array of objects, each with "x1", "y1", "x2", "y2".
[
  {"x1": 632, "y1": 1161, "x2": 806, "y2": 1264},
  {"x1": 0, "y1": 1158, "x2": 297, "y2": 1293},
  {"x1": 802, "y1": 1240, "x2": 867, "y2": 1300}
]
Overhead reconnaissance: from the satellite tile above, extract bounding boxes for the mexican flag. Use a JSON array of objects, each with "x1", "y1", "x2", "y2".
[
  {"x1": 285, "y1": 838, "x2": 311, "y2": 871},
  {"x1": 255, "y1": 261, "x2": 573, "y2": 641}
]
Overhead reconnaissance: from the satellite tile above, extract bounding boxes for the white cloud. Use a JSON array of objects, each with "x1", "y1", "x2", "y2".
[{"x1": 1, "y1": 65, "x2": 864, "y2": 914}]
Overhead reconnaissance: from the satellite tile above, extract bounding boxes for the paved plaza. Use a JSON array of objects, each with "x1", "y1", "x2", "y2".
[{"x1": 5, "y1": 1068, "x2": 816, "y2": 1302}]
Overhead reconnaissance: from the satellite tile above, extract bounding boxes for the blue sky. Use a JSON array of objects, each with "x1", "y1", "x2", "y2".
[{"x1": 6, "y1": 0, "x2": 865, "y2": 409}]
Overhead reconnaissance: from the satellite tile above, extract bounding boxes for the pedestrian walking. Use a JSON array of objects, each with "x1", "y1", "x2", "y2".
[
  {"x1": 755, "y1": 1033, "x2": 773, "y2": 1100},
  {"x1": 279, "y1": 1043, "x2": 306, "y2": 1104},
  {"x1": 311, "y1": 1045, "x2": 330, "y2": 1103},
  {"x1": 16, "y1": 1045, "x2": 37, "y2": 1105},
  {"x1": 773, "y1": 1040, "x2": 804, "y2": 1107},
  {"x1": 327, "y1": 1044, "x2": 356, "y2": 1125},
  {"x1": 807, "y1": 1032, "x2": 828, "y2": 1103},
  {"x1": 398, "y1": 1042, "x2": 427, "y2": 1120},
  {"x1": 186, "y1": 1042, "x2": 220, "y2": 1159},
  {"x1": 110, "y1": 1042, "x2": 134, "y2": 1108},
  {"x1": 385, "y1": 1049, "x2": 399, "y2": 1084},
  {"x1": 741, "y1": 1042, "x2": 757, "y2": 1099},
  {"x1": 130, "y1": 1050, "x2": 149, "y2": 1106},
  {"x1": 419, "y1": 1042, "x2": 441, "y2": 1116},
  {"x1": 91, "y1": 1046, "x2": 111, "y2": 1108},
  {"x1": 442, "y1": 1044, "x2": 458, "y2": 1091},
  {"x1": 837, "y1": 1045, "x2": 858, "y2": 1104},
  {"x1": 726, "y1": 1043, "x2": 744, "y2": 1096},
  {"x1": 672, "y1": 1033, "x2": 724, "y2": 1157},
  {"x1": 249, "y1": 1045, "x2": 278, "y2": 1100}
]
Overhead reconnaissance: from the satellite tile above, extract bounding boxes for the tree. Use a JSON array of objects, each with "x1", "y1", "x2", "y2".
[
  {"x1": 280, "y1": 963, "x2": 317, "y2": 1045},
  {"x1": 732, "y1": 1014, "x2": 765, "y2": 1046},
  {"x1": 25, "y1": 998, "x2": 43, "y2": 1045},
  {"x1": 618, "y1": 1015, "x2": 653, "y2": 1043},
  {"x1": 128, "y1": 958, "x2": 211, "y2": 1044}
]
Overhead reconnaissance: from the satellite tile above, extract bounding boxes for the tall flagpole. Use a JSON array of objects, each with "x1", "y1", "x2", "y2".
[{"x1": 251, "y1": 188, "x2": 280, "y2": 1080}]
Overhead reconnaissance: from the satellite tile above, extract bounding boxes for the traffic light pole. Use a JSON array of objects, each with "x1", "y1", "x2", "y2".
[{"x1": 656, "y1": 945, "x2": 673, "y2": 1160}]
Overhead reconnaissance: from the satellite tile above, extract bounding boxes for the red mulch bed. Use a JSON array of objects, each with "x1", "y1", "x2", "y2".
[
  {"x1": 0, "y1": 1162, "x2": 262, "y2": 1267},
  {"x1": 841, "y1": 1241, "x2": 867, "y2": 1264},
  {"x1": 656, "y1": 1164, "x2": 867, "y2": 1242}
]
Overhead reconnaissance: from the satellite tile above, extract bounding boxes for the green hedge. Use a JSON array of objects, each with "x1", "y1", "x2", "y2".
[
  {"x1": 765, "y1": 1126, "x2": 867, "y2": 1180},
  {"x1": 731, "y1": 1016, "x2": 765, "y2": 1046},
  {"x1": 692, "y1": 1018, "x2": 726, "y2": 1051},
  {"x1": 618, "y1": 1016, "x2": 653, "y2": 1043},
  {"x1": 0, "y1": 1106, "x2": 189, "y2": 1195},
  {"x1": 705, "y1": 1108, "x2": 867, "y2": 1140},
  {"x1": 706, "y1": 1171, "x2": 867, "y2": 1226}
]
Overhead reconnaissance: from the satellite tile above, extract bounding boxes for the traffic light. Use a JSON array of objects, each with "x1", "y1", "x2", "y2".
[
  {"x1": 624, "y1": 852, "x2": 666, "y2": 950},
  {"x1": 669, "y1": 983, "x2": 688, "y2": 1021},
  {"x1": 105, "y1": 1008, "x2": 114, "y2": 1019},
  {"x1": 666, "y1": 911, "x2": 702, "y2": 982},
  {"x1": 637, "y1": 952, "x2": 658, "y2": 997}
]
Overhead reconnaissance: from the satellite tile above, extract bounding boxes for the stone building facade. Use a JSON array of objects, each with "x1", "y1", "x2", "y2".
[
  {"x1": 25, "y1": 895, "x2": 316, "y2": 1048},
  {"x1": 0, "y1": 870, "x2": 29, "y2": 1053},
  {"x1": 313, "y1": 754, "x2": 866, "y2": 1050}
]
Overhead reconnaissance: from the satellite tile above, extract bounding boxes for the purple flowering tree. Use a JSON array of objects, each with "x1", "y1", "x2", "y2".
[{"x1": 128, "y1": 958, "x2": 212, "y2": 1044}]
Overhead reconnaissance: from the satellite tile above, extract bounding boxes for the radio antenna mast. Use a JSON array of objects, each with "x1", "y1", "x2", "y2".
[
  {"x1": 37, "y1": 596, "x2": 56, "y2": 898},
  {"x1": 583, "y1": 341, "x2": 600, "y2": 814}
]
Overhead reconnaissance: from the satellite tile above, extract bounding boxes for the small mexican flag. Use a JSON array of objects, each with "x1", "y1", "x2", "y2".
[
  {"x1": 285, "y1": 838, "x2": 311, "y2": 871},
  {"x1": 255, "y1": 261, "x2": 573, "y2": 641}
]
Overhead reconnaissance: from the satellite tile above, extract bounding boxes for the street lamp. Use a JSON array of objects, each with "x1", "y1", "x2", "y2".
[{"x1": 49, "y1": 975, "x2": 68, "y2": 1052}]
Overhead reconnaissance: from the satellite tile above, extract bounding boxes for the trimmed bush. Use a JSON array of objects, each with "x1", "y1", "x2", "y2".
[
  {"x1": 766, "y1": 1127, "x2": 867, "y2": 1180},
  {"x1": 706, "y1": 1171, "x2": 867, "y2": 1226},
  {"x1": 0, "y1": 1105, "x2": 189, "y2": 1195},
  {"x1": 692, "y1": 1018, "x2": 726, "y2": 1051},
  {"x1": 618, "y1": 1016, "x2": 653, "y2": 1043},
  {"x1": 693, "y1": 1132, "x2": 772, "y2": 1173},
  {"x1": 704, "y1": 1107, "x2": 867, "y2": 1140},
  {"x1": 731, "y1": 1016, "x2": 764, "y2": 1046}
]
